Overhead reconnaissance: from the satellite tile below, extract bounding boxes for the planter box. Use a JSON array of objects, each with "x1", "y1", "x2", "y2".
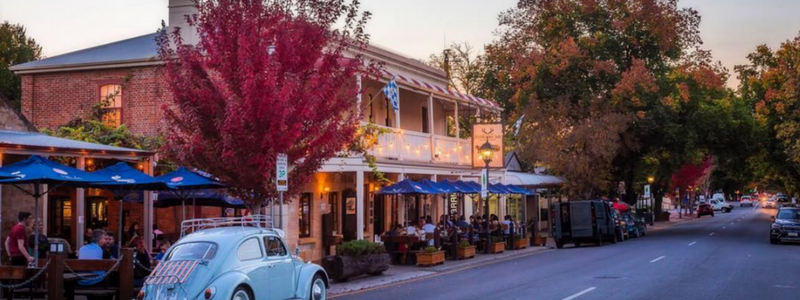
[
  {"x1": 533, "y1": 236, "x2": 547, "y2": 246},
  {"x1": 490, "y1": 242, "x2": 505, "y2": 254},
  {"x1": 457, "y1": 246, "x2": 476, "y2": 260},
  {"x1": 513, "y1": 238, "x2": 529, "y2": 250},
  {"x1": 416, "y1": 251, "x2": 445, "y2": 267},
  {"x1": 322, "y1": 253, "x2": 390, "y2": 282}
]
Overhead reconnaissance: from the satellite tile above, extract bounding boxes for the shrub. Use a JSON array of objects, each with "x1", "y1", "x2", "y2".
[
  {"x1": 424, "y1": 246, "x2": 439, "y2": 253},
  {"x1": 336, "y1": 240, "x2": 386, "y2": 257},
  {"x1": 490, "y1": 236, "x2": 505, "y2": 244},
  {"x1": 458, "y1": 240, "x2": 471, "y2": 248}
]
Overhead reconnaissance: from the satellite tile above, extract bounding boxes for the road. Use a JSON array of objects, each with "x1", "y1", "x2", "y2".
[{"x1": 336, "y1": 204, "x2": 800, "y2": 300}]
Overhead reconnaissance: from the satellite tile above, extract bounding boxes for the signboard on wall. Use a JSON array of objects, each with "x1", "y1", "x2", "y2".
[{"x1": 472, "y1": 123, "x2": 504, "y2": 168}]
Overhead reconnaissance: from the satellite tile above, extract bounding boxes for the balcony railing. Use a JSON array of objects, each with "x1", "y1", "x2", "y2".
[{"x1": 367, "y1": 125, "x2": 471, "y2": 166}]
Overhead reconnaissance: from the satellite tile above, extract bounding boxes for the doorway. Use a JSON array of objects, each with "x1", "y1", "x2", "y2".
[
  {"x1": 342, "y1": 189, "x2": 357, "y2": 241},
  {"x1": 48, "y1": 195, "x2": 72, "y2": 240}
]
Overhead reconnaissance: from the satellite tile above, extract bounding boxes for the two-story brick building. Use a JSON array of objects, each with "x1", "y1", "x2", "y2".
[{"x1": 11, "y1": 0, "x2": 563, "y2": 261}]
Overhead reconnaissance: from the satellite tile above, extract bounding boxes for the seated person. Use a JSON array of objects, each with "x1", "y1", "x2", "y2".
[
  {"x1": 153, "y1": 240, "x2": 172, "y2": 264},
  {"x1": 406, "y1": 222, "x2": 420, "y2": 237},
  {"x1": 422, "y1": 219, "x2": 437, "y2": 246},
  {"x1": 78, "y1": 229, "x2": 108, "y2": 286}
]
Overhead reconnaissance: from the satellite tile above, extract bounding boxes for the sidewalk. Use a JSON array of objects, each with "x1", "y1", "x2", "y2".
[
  {"x1": 650, "y1": 208, "x2": 699, "y2": 230},
  {"x1": 329, "y1": 245, "x2": 551, "y2": 297}
]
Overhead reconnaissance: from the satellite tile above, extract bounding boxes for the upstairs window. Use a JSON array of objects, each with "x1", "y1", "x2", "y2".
[{"x1": 99, "y1": 84, "x2": 122, "y2": 127}]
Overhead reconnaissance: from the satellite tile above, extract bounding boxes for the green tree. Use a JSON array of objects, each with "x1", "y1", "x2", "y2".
[{"x1": 0, "y1": 22, "x2": 42, "y2": 109}]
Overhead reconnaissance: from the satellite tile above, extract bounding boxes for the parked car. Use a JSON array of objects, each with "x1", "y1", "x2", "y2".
[
  {"x1": 697, "y1": 203, "x2": 714, "y2": 217},
  {"x1": 776, "y1": 197, "x2": 791, "y2": 208},
  {"x1": 740, "y1": 196, "x2": 754, "y2": 207},
  {"x1": 710, "y1": 198, "x2": 733, "y2": 213},
  {"x1": 551, "y1": 200, "x2": 617, "y2": 248},
  {"x1": 621, "y1": 212, "x2": 647, "y2": 238},
  {"x1": 765, "y1": 198, "x2": 778, "y2": 209},
  {"x1": 770, "y1": 207, "x2": 800, "y2": 244},
  {"x1": 610, "y1": 207, "x2": 629, "y2": 241},
  {"x1": 140, "y1": 216, "x2": 329, "y2": 300}
]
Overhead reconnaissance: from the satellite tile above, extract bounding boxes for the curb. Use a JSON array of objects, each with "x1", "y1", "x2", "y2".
[{"x1": 329, "y1": 247, "x2": 554, "y2": 298}]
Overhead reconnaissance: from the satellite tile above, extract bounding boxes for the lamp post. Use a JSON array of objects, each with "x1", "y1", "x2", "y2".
[{"x1": 480, "y1": 141, "x2": 494, "y2": 254}]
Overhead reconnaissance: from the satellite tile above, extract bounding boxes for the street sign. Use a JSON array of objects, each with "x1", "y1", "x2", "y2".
[
  {"x1": 276, "y1": 153, "x2": 288, "y2": 192},
  {"x1": 644, "y1": 184, "x2": 651, "y2": 199},
  {"x1": 480, "y1": 169, "x2": 488, "y2": 198},
  {"x1": 618, "y1": 181, "x2": 626, "y2": 195}
]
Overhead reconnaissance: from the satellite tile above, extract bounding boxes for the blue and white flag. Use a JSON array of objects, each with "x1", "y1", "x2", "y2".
[
  {"x1": 382, "y1": 76, "x2": 400, "y2": 111},
  {"x1": 514, "y1": 114, "x2": 525, "y2": 137}
]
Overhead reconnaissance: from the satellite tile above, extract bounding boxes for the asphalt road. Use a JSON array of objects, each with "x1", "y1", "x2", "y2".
[{"x1": 336, "y1": 204, "x2": 800, "y2": 300}]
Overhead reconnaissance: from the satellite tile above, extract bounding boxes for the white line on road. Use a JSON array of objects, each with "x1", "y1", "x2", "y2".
[
  {"x1": 722, "y1": 226, "x2": 726, "y2": 229},
  {"x1": 562, "y1": 287, "x2": 597, "y2": 300},
  {"x1": 688, "y1": 242, "x2": 696, "y2": 246},
  {"x1": 709, "y1": 232, "x2": 715, "y2": 236},
  {"x1": 650, "y1": 256, "x2": 666, "y2": 263}
]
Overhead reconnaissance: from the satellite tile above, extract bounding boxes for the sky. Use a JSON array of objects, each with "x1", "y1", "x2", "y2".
[{"x1": 2, "y1": 0, "x2": 799, "y2": 87}]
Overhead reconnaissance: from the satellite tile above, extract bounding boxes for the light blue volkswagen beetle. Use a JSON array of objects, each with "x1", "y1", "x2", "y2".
[{"x1": 140, "y1": 216, "x2": 328, "y2": 300}]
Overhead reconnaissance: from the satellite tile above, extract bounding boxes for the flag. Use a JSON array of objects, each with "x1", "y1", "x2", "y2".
[
  {"x1": 382, "y1": 77, "x2": 400, "y2": 111},
  {"x1": 514, "y1": 114, "x2": 525, "y2": 136}
]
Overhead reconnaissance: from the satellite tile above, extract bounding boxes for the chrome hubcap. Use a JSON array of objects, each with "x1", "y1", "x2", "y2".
[
  {"x1": 233, "y1": 290, "x2": 250, "y2": 300},
  {"x1": 312, "y1": 279, "x2": 326, "y2": 300}
]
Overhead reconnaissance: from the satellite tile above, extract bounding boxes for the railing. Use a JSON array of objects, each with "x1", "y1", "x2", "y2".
[{"x1": 367, "y1": 124, "x2": 471, "y2": 166}]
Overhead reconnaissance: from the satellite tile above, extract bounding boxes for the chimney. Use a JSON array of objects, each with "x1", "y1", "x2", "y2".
[{"x1": 168, "y1": 0, "x2": 200, "y2": 45}]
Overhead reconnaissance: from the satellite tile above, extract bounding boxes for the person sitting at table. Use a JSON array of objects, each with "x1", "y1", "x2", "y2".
[
  {"x1": 131, "y1": 237, "x2": 152, "y2": 288},
  {"x1": 456, "y1": 215, "x2": 470, "y2": 228},
  {"x1": 489, "y1": 214, "x2": 501, "y2": 236},
  {"x1": 405, "y1": 222, "x2": 421, "y2": 237},
  {"x1": 78, "y1": 229, "x2": 109, "y2": 286},
  {"x1": 102, "y1": 233, "x2": 119, "y2": 259},
  {"x1": 422, "y1": 218, "x2": 437, "y2": 246},
  {"x1": 153, "y1": 240, "x2": 172, "y2": 265}
]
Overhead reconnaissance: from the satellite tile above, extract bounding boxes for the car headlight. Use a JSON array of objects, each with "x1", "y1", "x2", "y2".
[{"x1": 772, "y1": 224, "x2": 782, "y2": 230}]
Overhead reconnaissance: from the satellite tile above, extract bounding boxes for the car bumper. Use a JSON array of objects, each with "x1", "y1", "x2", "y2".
[{"x1": 771, "y1": 230, "x2": 800, "y2": 241}]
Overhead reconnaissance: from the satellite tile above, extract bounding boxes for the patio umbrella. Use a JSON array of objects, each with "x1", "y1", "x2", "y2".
[
  {"x1": 153, "y1": 189, "x2": 248, "y2": 208},
  {"x1": 443, "y1": 180, "x2": 480, "y2": 194},
  {"x1": 0, "y1": 155, "x2": 108, "y2": 264},
  {"x1": 91, "y1": 162, "x2": 169, "y2": 253},
  {"x1": 378, "y1": 179, "x2": 436, "y2": 227},
  {"x1": 155, "y1": 167, "x2": 226, "y2": 223},
  {"x1": 420, "y1": 179, "x2": 458, "y2": 217}
]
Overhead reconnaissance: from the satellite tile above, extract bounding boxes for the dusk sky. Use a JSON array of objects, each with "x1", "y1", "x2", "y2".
[{"x1": 2, "y1": 0, "x2": 799, "y2": 87}]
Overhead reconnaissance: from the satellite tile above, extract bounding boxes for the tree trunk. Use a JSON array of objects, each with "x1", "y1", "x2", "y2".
[{"x1": 654, "y1": 182, "x2": 664, "y2": 221}]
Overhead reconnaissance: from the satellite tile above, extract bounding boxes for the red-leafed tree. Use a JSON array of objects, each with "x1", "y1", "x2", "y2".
[{"x1": 157, "y1": 0, "x2": 375, "y2": 210}]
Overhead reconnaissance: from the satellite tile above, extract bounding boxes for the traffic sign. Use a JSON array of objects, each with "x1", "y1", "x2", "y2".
[{"x1": 276, "y1": 154, "x2": 288, "y2": 191}]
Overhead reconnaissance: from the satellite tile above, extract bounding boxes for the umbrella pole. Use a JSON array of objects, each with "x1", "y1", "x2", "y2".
[
  {"x1": 33, "y1": 183, "x2": 40, "y2": 265},
  {"x1": 193, "y1": 196, "x2": 196, "y2": 219}
]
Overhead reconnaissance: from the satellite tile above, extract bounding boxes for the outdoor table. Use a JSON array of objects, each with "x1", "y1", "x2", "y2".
[{"x1": 63, "y1": 272, "x2": 101, "y2": 299}]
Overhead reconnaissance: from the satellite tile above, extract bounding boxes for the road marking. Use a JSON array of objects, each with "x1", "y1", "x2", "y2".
[
  {"x1": 709, "y1": 232, "x2": 715, "y2": 236},
  {"x1": 722, "y1": 226, "x2": 726, "y2": 229},
  {"x1": 562, "y1": 287, "x2": 597, "y2": 300},
  {"x1": 650, "y1": 256, "x2": 666, "y2": 263},
  {"x1": 688, "y1": 242, "x2": 696, "y2": 246}
]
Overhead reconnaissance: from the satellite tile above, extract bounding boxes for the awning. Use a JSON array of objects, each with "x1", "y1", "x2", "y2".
[
  {"x1": 0, "y1": 129, "x2": 152, "y2": 156},
  {"x1": 381, "y1": 70, "x2": 500, "y2": 111},
  {"x1": 504, "y1": 171, "x2": 566, "y2": 188}
]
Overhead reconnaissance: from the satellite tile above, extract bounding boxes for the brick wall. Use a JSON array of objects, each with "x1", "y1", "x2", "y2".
[{"x1": 20, "y1": 67, "x2": 168, "y2": 136}]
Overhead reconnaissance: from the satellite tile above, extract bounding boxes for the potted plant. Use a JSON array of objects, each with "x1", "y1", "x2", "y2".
[
  {"x1": 533, "y1": 235, "x2": 548, "y2": 246},
  {"x1": 416, "y1": 246, "x2": 445, "y2": 267},
  {"x1": 322, "y1": 240, "x2": 390, "y2": 282},
  {"x1": 457, "y1": 240, "x2": 476, "y2": 260},
  {"x1": 513, "y1": 234, "x2": 529, "y2": 250},
  {"x1": 490, "y1": 236, "x2": 505, "y2": 254}
]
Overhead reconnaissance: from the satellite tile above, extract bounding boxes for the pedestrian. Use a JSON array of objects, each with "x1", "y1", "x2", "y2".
[
  {"x1": 28, "y1": 219, "x2": 49, "y2": 261},
  {"x1": 125, "y1": 222, "x2": 139, "y2": 247},
  {"x1": 131, "y1": 236, "x2": 151, "y2": 287},
  {"x1": 5, "y1": 212, "x2": 34, "y2": 266}
]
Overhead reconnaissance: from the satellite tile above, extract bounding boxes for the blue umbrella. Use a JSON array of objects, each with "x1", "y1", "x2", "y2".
[
  {"x1": 155, "y1": 167, "x2": 226, "y2": 222},
  {"x1": 444, "y1": 180, "x2": 480, "y2": 194},
  {"x1": 92, "y1": 162, "x2": 169, "y2": 253},
  {"x1": 419, "y1": 179, "x2": 458, "y2": 194},
  {"x1": 378, "y1": 179, "x2": 437, "y2": 194},
  {"x1": 490, "y1": 183, "x2": 515, "y2": 195},
  {"x1": 462, "y1": 181, "x2": 509, "y2": 194},
  {"x1": 0, "y1": 155, "x2": 108, "y2": 264},
  {"x1": 154, "y1": 189, "x2": 248, "y2": 208}
]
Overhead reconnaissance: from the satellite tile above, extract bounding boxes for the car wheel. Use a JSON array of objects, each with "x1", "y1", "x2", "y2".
[
  {"x1": 635, "y1": 228, "x2": 641, "y2": 238},
  {"x1": 711, "y1": 213, "x2": 714, "y2": 217},
  {"x1": 310, "y1": 274, "x2": 327, "y2": 300},
  {"x1": 597, "y1": 231, "x2": 604, "y2": 246},
  {"x1": 556, "y1": 240, "x2": 564, "y2": 249},
  {"x1": 232, "y1": 286, "x2": 253, "y2": 300},
  {"x1": 575, "y1": 242, "x2": 581, "y2": 247}
]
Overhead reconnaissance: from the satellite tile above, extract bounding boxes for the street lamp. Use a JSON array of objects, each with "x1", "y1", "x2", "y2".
[
  {"x1": 480, "y1": 140, "x2": 494, "y2": 254},
  {"x1": 647, "y1": 176, "x2": 655, "y2": 184}
]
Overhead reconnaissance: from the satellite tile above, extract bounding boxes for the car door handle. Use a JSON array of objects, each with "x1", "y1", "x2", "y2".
[{"x1": 267, "y1": 264, "x2": 276, "y2": 268}]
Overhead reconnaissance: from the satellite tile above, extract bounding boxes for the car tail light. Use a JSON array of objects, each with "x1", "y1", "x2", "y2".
[
  {"x1": 137, "y1": 290, "x2": 145, "y2": 300},
  {"x1": 205, "y1": 287, "x2": 216, "y2": 299}
]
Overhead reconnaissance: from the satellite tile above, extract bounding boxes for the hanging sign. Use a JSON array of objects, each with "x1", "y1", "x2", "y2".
[
  {"x1": 644, "y1": 185, "x2": 651, "y2": 199},
  {"x1": 472, "y1": 123, "x2": 504, "y2": 168},
  {"x1": 276, "y1": 154, "x2": 288, "y2": 192},
  {"x1": 481, "y1": 169, "x2": 489, "y2": 198}
]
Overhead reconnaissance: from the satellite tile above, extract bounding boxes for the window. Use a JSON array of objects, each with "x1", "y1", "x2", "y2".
[
  {"x1": 167, "y1": 242, "x2": 218, "y2": 261},
  {"x1": 329, "y1": 192, "x2": 339, "y2": 233},
  {"x1": 299, "y1": 193, "x2": 312, "y2": 238},
  {"x1": 421, "y1": 107, "x2": 429, "y2": 133},
  {"x1": 100, "y1": 84, "x2": 122, "y2": 127},
  {"x1": 264, "y1": 236, "x2": 287, "y2": 257},
  {"x1": 236, "y1": 238, "x2": 263, "y2": 261}
]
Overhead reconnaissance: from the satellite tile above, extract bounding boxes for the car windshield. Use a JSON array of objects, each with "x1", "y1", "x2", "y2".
[
  {"x1": 166, "y1": 242, "x2": 218, "y2": 261},
  {"x1": 777, "y1": 210, "x2": 800, "y2": 220}
]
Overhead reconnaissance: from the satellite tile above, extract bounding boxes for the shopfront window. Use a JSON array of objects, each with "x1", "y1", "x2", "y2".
[{"x1": 299, "y1": 193, "x2": 312, "y2": 238}]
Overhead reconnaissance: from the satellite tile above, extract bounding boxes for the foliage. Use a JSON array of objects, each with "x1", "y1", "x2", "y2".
[
  {"x1": 347, "y1": 122, "x2": 392, "y2": 184},
  {"x1": 426, "y1": 42, "x2": 485, "y2": 138},
  {"x1": 458, "y1": 239, "x2": 471, "y2": 248},
  {"x1": 423, "y1": 245, "x2": 439, "y2": 253},
  {"x1": 157, "y1": 0, "x2": 376, "y2": 210},
  {"x1": 490, "y1": 235, "x2": 504, "y2": 244},
  {"x1": 336, "y1": 240, "x2": 385, "y2": 257},
  {"x1": 0, "y1": 22, "x2": 42, "y2": 109}
]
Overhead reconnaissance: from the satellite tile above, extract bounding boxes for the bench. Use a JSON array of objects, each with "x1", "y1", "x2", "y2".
[
  {"x1": 46, "y1": 248, "x2": 134, "y2": 300},
  {"x1": 0, "y1": 264, "x2": 48, "y2": 300}
]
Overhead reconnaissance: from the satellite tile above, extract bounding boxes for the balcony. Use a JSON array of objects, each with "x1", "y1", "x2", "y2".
[{"x1": 367, "y1": 125, "x2": 472, "y2": 166}]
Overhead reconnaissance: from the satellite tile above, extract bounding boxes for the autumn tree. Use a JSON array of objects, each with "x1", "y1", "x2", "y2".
[
  {"x1": 488, "y1": 0, "x2": 705, "y2": 198},
  {"x1": 157, "y1": 0, "x2": 374, "y2": 210},
  {"x1": 0, "y1": 22, "x2": 42, "y2": 109}
]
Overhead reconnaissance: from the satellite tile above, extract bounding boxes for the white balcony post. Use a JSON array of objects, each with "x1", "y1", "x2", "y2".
[
  {"x1": 356, "y1": 74, "x2": 363, "y2": 120},
  {"x1": 454, "y1": 101, "x2": 460, "y2": 139},
  {"x1": 395, "y1": 87, "x2": 401, "y2": 129},
  {"x1": 76, "y1": 156, "x2": 86, "y2": 247},
  {"x1": 356, "y1": 170, "x2": 365, "y2": 240},
  {"x1": 428, "y1": 93, "x2": 435, "y2": 159}
]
